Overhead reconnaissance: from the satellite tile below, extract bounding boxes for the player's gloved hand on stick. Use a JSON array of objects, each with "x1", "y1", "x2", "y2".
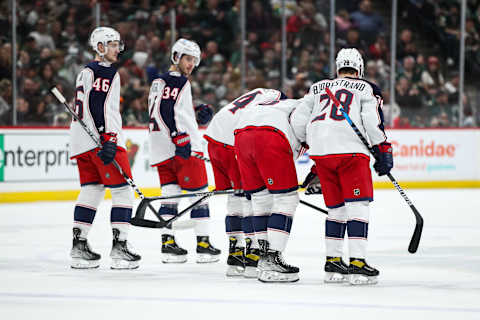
[
  {"x1": 301, "y1": 165, "x2": 322, "y2": 195},
  {"x1": 172, "y1": 131, "x2": 191, "y2": 159},
  {"x1": 97, "y1": 132, "x2": 118, "y2": 165},
  {"x1": 372, "y1": 142, "x2": 393, "y2": 176},
  {"x1": 195, "y1": 104, "x2": 214, "y2": 125}
]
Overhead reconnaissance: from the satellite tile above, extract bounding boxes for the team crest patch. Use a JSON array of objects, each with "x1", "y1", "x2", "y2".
[
  {"x1": 267, "y1": 178, "x2": 274, "y2": 185},
  {"x1": 353, "y1": 188, "x2": 360, "y2": 196}
]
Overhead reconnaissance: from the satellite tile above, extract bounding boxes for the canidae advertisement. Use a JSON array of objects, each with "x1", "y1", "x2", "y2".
[{"x1": 0, "y1": 128, "x2": 478, "y2": 185}]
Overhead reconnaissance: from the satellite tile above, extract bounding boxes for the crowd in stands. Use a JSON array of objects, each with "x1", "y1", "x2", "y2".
[{"x1": 0, "y1": 0, "x2": 477, "y2": 128}]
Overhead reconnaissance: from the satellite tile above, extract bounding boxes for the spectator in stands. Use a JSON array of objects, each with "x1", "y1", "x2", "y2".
[
  {"x1": 397, "y1": 28, "x2": 418, "y2": 61},
  {"x1": 29, "y1": 19, "x2": 56, "y2": 50},
  {"x1": 398, "y1": 56, "x2": 421, "y2": 84},
  {"x1": 335, "y1": 9, "x2": 352, "y2": 37},
  {"x1": 0, "y1": 79, "x2": 11, "y2": 121},
  {"x1": 421, "y1": 56, "x2": 444, "y2": 96},
  {"x1": 350, "y1": 0, "x2": 384, "y2": 44},
  {"x1": 368, "y1": 33, "x2": 388, "y2": 62},
  {"x1": 365, "y1": 60, "x2": 387, "y2": 90},
  {"x1": 395, "y1": 76, "x2": 423, "y2": 117}
]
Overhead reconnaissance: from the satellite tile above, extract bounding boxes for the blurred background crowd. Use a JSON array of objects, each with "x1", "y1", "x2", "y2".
[{"x1": 0, "y1": 0, "x2": 479, "y2": 128}]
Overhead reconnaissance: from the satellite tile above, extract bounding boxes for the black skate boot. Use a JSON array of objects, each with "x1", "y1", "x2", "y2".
[
  {"x1": 226, "y1": 237, "x2": 245, "y2": 276},
  {"x1": 162, "y1": 234, "x2": 188, "y2": 263},
  {"x1": 324, "y1": 256, "x2": 349, "y2": 283},
  {"x1": 110, "y1": 229, "x2": 141, "y2": 270},
  {"x1": 244, "y1": 237, "x2": 260, "y2": 278},
  {"x1": 196, "y1": 236, "x2": 221, "y2": 263},
  {"x1": 257, "y1": 240, "x2": 299, "y2": 283},
  {"x1": 348, "y1": 258, "x2": 379, "y2": 285},
  {"x1": 70, "y1": 227, "x2": 101, "y2": 269}
]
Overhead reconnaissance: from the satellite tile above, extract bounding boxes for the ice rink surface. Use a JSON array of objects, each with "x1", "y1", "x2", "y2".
[{"x1": 1, "y1": 188, "x2": 479, "y2": 319}]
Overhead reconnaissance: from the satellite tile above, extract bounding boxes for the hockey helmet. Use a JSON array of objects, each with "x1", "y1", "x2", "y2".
[
  {"x1": 171, "y1": 38, "x2": 201, "y2": 67},
  {"x1": 336, "y1": 48, "x2": 364, "y2": 78},
  {"x1": 89, "y1": 27, "x2": 124, "y2": 57}
]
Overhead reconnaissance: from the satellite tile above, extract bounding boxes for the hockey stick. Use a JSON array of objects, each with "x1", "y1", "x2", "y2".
[
  {"x1": 131, "y1": 195, "x2": 210, "y2": 229},
  {"x1": 325, "y1": 87, "x2": 423, "y2": 253},
  {"x1": 194, "y1": 152, "x2": 328, "y2": 214},
  {"x1": 50, "y1": 86, "x2": 192, "y2": 229}
]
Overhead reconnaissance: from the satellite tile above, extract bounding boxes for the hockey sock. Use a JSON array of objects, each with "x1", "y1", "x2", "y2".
[
  {"x1": 191, "y1": 204, "x2": 210, "y2": 236},
  {"x1": 73, "y1": 184, "x2": 105, "y2": 238},
  {"x1": 346, "y1": 201, "x2": 370, "y2": 259},
  {"x1": 226, "y1": 215, "x2": 244, "y2": 246},
  {"x1": 325, "y1": 205, "x2": 347, "y2": 257},
  {"x1": 251, "y1": 189, "x2": 273, "y2": 245},
  {"x1": 241, "y1": 196, "x2": 256, "y2": 248},
  {"x1": 267, "y1": 191, "x2": 299, "y2": 252},
  {"x1": 267, "y1": 213, "x2": 293, "y2": 252},
  {"x1": 111, "y1": 185, "x2": 133, "y2": 241}
]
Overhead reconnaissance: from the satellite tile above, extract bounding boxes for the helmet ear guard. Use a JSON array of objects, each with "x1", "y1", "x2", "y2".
[
  {"x1": 335, "y1": 48, "x2": 364, "y2": 78},
  {"x1": 89, "y1": 26, "x2": 124, "y2": 57},
  {"x1": 171, "y1": 38, "x2": 201, "y2": 67}
]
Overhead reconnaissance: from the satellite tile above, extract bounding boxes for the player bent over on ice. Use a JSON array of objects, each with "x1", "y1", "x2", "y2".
[{"x1": 291, "y1": 48, "x2": 393, "y2": 284}]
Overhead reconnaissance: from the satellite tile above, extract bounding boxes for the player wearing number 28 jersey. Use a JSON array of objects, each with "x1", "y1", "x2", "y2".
[{"x1": 291, "y1": 48, "x2": 393, "y2": 285}]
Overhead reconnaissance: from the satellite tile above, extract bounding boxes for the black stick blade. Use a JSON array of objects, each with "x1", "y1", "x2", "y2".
[{"x1": 408, "y1": 208, "x2": 424, "y2": 253}]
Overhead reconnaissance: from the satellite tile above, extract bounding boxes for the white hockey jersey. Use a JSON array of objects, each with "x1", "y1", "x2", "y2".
[
  {"x1": 148, "y1": 71, "x2": 203, "y2": 165},
  {"x1": 204, "y1": 88, "x2": 284, "y2": 147},
  {"x1": 70, "y1": 61, "x2": 125, "y2": 158},
  {"x1": 234, "y1": 98, "x2": 305, "y2": 158},
  {"x1": 290, "y1": 77, "x2": 387, "y2": 158}
]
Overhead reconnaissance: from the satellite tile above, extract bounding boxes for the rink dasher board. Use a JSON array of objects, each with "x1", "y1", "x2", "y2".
[{"x1": 0, "y1": 127, "x2": 479, "y2": 203}]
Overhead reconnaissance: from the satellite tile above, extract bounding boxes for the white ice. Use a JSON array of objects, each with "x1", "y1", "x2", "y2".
[{"x1": 1, "y1": 189, "x2": 480, "y2": 320}]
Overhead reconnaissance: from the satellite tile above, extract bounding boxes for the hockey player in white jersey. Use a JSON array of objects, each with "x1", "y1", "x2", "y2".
[
  {"x1": 291, "y1": 48, "x2": 393, "y2": 285},
  {"x1": 204, "y1": 88, "x2": 286, "y2": 277},
  {"x1": 148, "y1": 38, "x2": 220, "y2": 263},
  {"x1": 69, "y1": 27, "x2": 140, "y2": 269},
  {"x1": 234, "y1": 98, "x2": 307, "y2": 283}
]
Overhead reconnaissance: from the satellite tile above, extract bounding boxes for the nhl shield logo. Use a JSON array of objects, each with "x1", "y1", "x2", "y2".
[
  {"x1": 267, "y1": 178, "x2": 274, "y2": 185},
  {"x1": 353, "y1": 188, "x2": 360, "y2": 196},
  {"x1": 105, "y1": 172, "x2": 110, "y2": 179}
]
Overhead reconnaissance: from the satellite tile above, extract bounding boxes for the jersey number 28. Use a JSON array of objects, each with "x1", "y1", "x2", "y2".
[{"x1": 313, "y1": 89, "x2": 353, "y2": 122}]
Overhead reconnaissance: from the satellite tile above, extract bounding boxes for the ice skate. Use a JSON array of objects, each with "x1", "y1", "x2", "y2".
[
  {"x1": 226, "y1": 237, "x2": 245, "y2": 276},
  {"x1": 324, "y1": 256, "x2": 349, "y2": 283},
  {"x1": 162, "y1": 234, "x2": 188, "y2": 263},
  {"x1": 110, "y1": 229, "x2": 141, "y2": 269},
  {"x1": 196, "y1": 236, "x2": 221, "y2": 263},
  {"x1": 243, "y1": 237, "x2": 259, "y2": 278},
  {"x1": 257, "y1": 240, "x2": 299, "y2": 283},
  {"x1": 70, "y1": 228, "x2": 101, "y2": 269},
  {"x1": 348, "y1": 258, "x2": 379, "y2": 285}
]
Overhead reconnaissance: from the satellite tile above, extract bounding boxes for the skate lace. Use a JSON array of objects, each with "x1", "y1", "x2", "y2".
[{"x1": 274, "y1": 252, "x2": 294, "y2": 268}]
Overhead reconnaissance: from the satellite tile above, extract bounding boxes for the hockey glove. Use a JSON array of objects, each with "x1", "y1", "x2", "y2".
[
  {"x1": 301, "y1": 165, "x2": 322, "y2": 195},
  {"x1": 97, "y1": 133, "x2": 118, "y2": 165},
  {"x1": 372, "y1": 142, "x2": 393, "y2": 176},
  {"x1": 194, "y1": 104, "x2": 214, "y2": 125},
  {"x1": 171, "y1": 131, "x2": 191, "y2": 159}
]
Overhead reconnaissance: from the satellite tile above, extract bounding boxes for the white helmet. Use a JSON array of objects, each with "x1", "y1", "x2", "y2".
[
  {"x1": 89, "y1": 27, "x2": 124, "y2": 57},
  {"x1": 171, "y1": 38, "x2": 201, "y2": 67},
  {"x1": 336, "y1": 48, "x2": 364, "y2": 78}
]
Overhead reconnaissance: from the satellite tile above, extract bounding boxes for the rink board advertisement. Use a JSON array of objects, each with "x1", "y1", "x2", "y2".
[{"x1": 0, "y1": 128, "x2": 479, "y2": 194}]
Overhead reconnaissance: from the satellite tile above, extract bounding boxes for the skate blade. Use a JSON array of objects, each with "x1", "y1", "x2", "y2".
[
  {"x1": 196, "y1": 254, "x2": 220, "y2": 264},
  {"x1": 110, "y1": 259, "x2": 140, "y2": 270},
  {"x1": 324, "y1": 272, "x2": 348, "y2": 283},
  {"x1": 243, "y1": 266, "x2": 259, "y2": 278},
  {"x1": 349, "y1": 274, "x2": 378, "y2": 285},
  {"x1": 226, "y1": 265, "x2": 245, "y2": 277},
  {"x1": 71, "y1": 258, "x2": 100, "y2": 269},
  {"x1": 162, "y1": 254, "x2": 187, "y2": 264},
  {"x1": 258, "y1": 270, "x2": 299, "y2": 283}
]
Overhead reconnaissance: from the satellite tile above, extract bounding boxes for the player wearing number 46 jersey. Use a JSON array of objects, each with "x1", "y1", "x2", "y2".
[
  {"x1": 69, "y1": 27, "x2": 140, "y2": 270},
  {"x1": 148, "y1": 38, "x2": 220, "y2": 264},
  {"x1": 291, "y1": 48, "x2": 394, "y2": 285}
]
